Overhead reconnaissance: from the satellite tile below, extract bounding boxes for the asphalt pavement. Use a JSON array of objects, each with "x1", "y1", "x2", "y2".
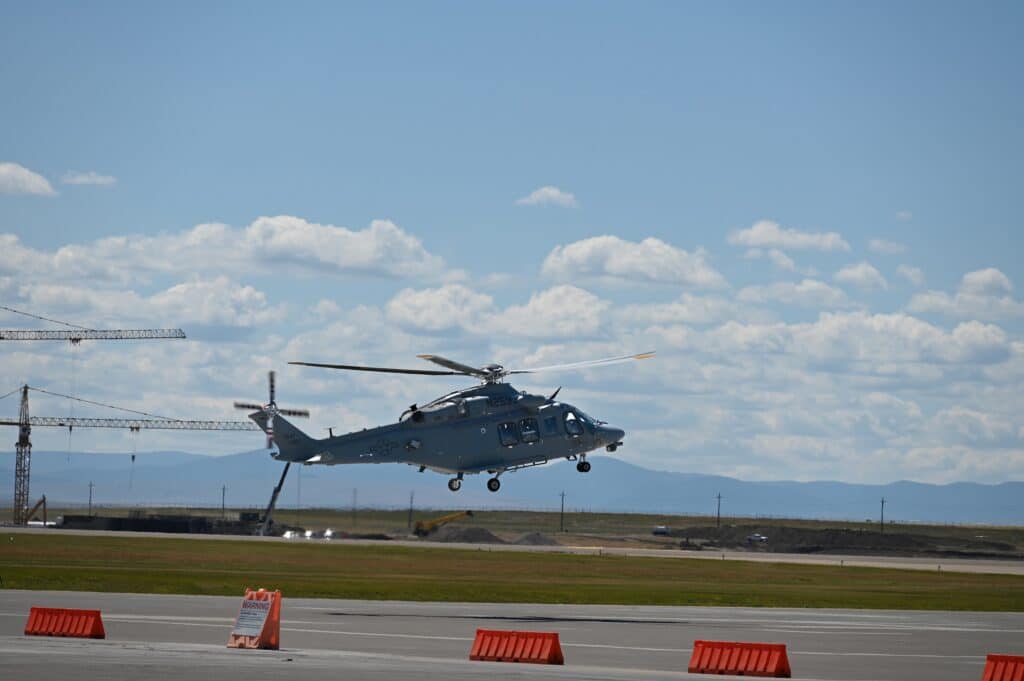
[{"x1": 1, "y1": 590, "x2": 1021, "y2": 680}]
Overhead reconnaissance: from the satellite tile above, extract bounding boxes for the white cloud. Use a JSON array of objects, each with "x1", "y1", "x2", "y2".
[
  {"x1": 0, "y1": 161, "x2": 55, "y2": 196},
  {"x1": 0, "y1": 215, "x2": 448, "y2": 283},
  {"x1": 744, "y1": 247, "x2": 817, "y2": 275},
  {"x1": 17, "y1": 276, "x2": 283, "y2": 328},
  {"x1": 515, "y1": 185, "x2": 578, "y2": 207},
  {"x1": 932, "y1": 407, "x2": 1018, "y2": 445},
  {"x1": 620, "y1": 293, "x2": 743, "y2": 327},
  {"x1": 961, "y1": 268, "x2": 1012, "y2": 295},
  {"x1": 917, "y1": 269, "x2": 1020, "y2": 320},
  {"x1": 896, "y1": 210, "x2": 912, "y2": 221},
  {"x1": 834, "y1": 262, "x2": 888, "y2": 291},
  {"x1": 728, "y1": 220, "x2": 850, "y2": 252},
  {"x1": 386, "y1": 284, "x2": 494, "y2": 332},
  {"x1": 868, "y1": 239, "x2": 906, "y2": 255},
  {"x1": 702, "y1": 312, "x2": 1009, "y2": 367},
  {"x1": 908, "y1": 268, "x2": 1023, "y2": 321},
  {"x1": 311, "y1": 299, "x2": 341, "y2": 322},
  {"x1": 897, "y1": 264, "x2": 925, "y2": 287},
  {"x1": 737, "y1": 280, "x2": 854, "y2": 309},
  {"x1": 62, "y1": 170, "x2": 117, "y2": 186},
  {"x1": 542, "y1": 235, "x2": 727, "y2": 288},
  {"x1": 491, "y1": 285, "x2": 610, "y2": 339},
  {"x1": 766, "y1": 249, "x2": 796, "y2": 272},
  {"x1": 148, "y1": 277, "x2": 284, "y2": 327},
  {"x1": 5, "y1": 212, "x2": 1023, "y2": 484}
]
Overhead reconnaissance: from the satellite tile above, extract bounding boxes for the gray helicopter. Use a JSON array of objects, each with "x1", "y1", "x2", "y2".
[{"x1": 238, "y1": 352, "x2": 653, "y2": 493}]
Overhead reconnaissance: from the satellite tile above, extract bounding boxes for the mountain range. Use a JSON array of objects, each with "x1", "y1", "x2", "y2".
[{"x1": 2, "y1": 450, "x2": 1021, "y2": 525}]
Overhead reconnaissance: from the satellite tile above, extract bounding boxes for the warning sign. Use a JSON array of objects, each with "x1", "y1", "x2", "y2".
[
  {"x1": 228, "y1": 587, "x2": 281, "y2": 649},
  {"x1": 232, "y1": 598, "x2": 270, "y2": 637}
]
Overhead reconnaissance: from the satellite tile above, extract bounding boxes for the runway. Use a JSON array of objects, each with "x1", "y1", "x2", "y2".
[
  {"x1": 8, "y1": 525, "x2": 1024, "y2": 575},
  {"x1": 1, "y1": 590, "x2": 1021, "y2": 680}
]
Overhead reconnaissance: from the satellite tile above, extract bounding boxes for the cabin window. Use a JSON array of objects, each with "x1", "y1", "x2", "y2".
[
  {"x1": 519, "y1": 418, "x2": 540, "y2": 444},
  {"x1": 564, "y1": 411, "x2": 583, "y2": 436},
  {"x1": 543, "y1": 416, "x2": 558, "y2": 435},
  {"x1": 498, "y1": 421, "x2": 519, "y2": 447}
]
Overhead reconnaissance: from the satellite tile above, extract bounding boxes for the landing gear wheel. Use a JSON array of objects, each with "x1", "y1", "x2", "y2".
[
  {"x1": 576, "y1": 460, "x2": 592, "y2": 473},
  {"x1": 448, "y1": 478, "x2": 462, "y2": 492},
  {"x1": 487, "y1": 477, "x2": 501, "y2": 492}
]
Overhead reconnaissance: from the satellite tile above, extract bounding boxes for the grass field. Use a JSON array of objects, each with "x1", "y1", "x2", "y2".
[{"x1": 3, "y1": 533, "x2": 1023, "y2": 611}]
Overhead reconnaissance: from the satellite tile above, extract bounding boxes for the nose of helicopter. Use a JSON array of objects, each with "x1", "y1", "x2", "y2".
[{"x1": 602, "y1": 426, "x2": 625, "y2": 445}]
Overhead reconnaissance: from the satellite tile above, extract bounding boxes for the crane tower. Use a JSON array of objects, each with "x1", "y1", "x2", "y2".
[{"x1": 13, "y1": 387, "x2": 31, "y2": 525}]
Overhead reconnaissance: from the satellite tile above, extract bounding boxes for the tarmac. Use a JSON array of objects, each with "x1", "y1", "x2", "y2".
[{"x1": 1, "y1": 590, "x2": 1021, "y2": 680}]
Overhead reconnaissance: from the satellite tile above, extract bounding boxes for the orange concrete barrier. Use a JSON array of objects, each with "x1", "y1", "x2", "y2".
[
  {"x1": 982, "y1": 654, "x2": 1024, "y2": 681},
  {"x1": 24, "y1": 607, "x2": 106, "y2": 639},
  {"x1": 469, "y1": 628, "x2": 565, "y2": 665},
  {"x1": 688, "y1": 640, "x2": 791, "y2": 678},
  {"x1": 226, "y1": 587, "x2": 281, "y2": 650}
]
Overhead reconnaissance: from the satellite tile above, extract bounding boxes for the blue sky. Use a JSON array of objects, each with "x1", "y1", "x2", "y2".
[{"x1": 2, "y1": 2, "x2": 1022, "y2": 485}]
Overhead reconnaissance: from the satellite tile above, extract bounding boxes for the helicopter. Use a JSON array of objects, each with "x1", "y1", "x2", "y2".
[{"x1": 237, "y1": 351, "x2": 654, "y2": 493}]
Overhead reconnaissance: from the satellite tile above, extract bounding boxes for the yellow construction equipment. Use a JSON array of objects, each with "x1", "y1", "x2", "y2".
[{"x1": 414, "y1": 510, "x2": 474, "y2": 537}]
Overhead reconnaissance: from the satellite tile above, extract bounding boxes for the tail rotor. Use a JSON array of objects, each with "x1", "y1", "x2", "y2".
[{"x1": 234, "y1": 370, "x2": 310, "y2": 448}]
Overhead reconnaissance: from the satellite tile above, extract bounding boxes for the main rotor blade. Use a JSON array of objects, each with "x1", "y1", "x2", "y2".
[
  {"x1": 506, "y1": 351, "x2": 656, "y2": 375},
  {"x1": 234, "y1": 402, "x2": 264, "y2": 411},
  {"x1": 268, "y1": 370, "x2": 276, "y2": 404},
  {"x1": 277, "y1": 408, "x2": 310, "y2": 418},
  {"x1": 416, "y1": 354, "x2": 489, "y2": 378},
  {"x1": 289, "y1": 361, "x2": 460, "y2": 376}
]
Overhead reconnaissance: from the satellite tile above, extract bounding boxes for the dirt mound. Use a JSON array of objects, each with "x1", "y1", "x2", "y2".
[
  {"x1": 428, "y1": 526, "x2": 506, "y2": 544},
  {"x1": 514, "y1": 532, "x2": 560, "y2": 546}
]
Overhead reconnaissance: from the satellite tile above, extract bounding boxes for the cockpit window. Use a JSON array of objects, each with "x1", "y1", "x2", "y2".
[
  {"x1": 519, "y1": 418, "x2": 540, "y2": 444},
  {"x1": 564, "y1": 411, "x2": 583, "y2": 436}
]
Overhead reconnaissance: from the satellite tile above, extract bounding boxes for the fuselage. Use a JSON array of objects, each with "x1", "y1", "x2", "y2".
[{"x1": 271, "y1": 382, "x2": 625, "y2": 476}]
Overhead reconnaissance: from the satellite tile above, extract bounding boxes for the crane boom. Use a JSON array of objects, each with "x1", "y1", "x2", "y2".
[
  {"x1": 0, "y1": 416, "x2": 259, "y2": 431},
  {"x1": 0, "y1": 329, "x2": 186, "y2": 341}
]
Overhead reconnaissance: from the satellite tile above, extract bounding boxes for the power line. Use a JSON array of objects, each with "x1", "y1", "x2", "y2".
[
  {"x1": 27, "y1": 385, "x2": 177, "y2": 420},
  {"x1": 0, "y1": 305, "x2": 92, "y2": 330},
  {"x1": 0, "y1": 386, "x2": 22, "y2": 403}
]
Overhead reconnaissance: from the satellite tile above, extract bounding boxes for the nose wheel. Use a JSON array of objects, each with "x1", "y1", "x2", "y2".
[
  {"x1": 448, "y1": 477, "x2": 462, "y2": 492},
  {"x1": 576, "y1": 460, "x2": 592, "y2": 473},
  {"x1": 486, "y1": 477, "x2": 501, "y2": 492}
]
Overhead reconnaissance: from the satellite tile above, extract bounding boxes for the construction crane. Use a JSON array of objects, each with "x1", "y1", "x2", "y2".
[
  {"x1": 3, "y1": 385, "x2": 259, "y2": 525},
  {"x1": 1, "y1": 306, "x2": 189, "y2": 525},
  {"x1": 413, "y1": 510, "x2": 474, "y2": 537},
  {"x1": 0, "y1": 305, "x2": 185, "y2": 343}
]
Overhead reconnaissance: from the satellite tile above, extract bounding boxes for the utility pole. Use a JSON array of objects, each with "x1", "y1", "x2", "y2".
[
  {"x1": 559, "y1": 491, "x2": 566, "y2": 532},
  {"x1": 880, "y1": 497, "x2": 886, "y2": 535},
  {"x1": 221, "y1": 485, "x2": 226, "y2": 520},
  {"x1": 88, "y1": 481, "x2": 94, "y2": 516},
  {"x1": 716, "y1": 492, "x2": 722, "y2": 528},
  {"x1": 407, "y1": 491, "x2": 414, "y2": 530}
]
